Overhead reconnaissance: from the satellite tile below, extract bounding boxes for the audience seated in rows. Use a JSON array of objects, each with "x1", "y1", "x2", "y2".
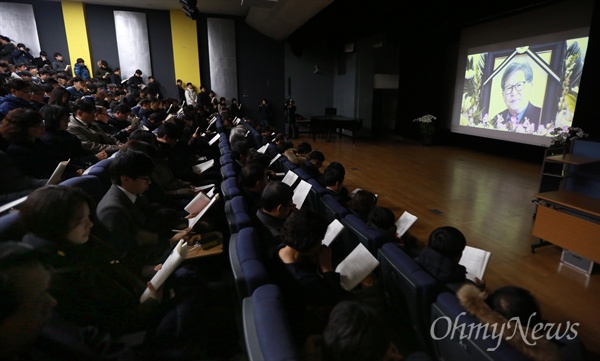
[
  {"x1": 95, "y1": 149, "x2": 191, "y2": 276},
  {"x1": 10, "y1": 185, "x2": 234, "y2": 360},
  {"x1": 40, "y1": 104, "x2": 106, "y2": 172},
  {"x1": 19, "y1": 186, "x2": 167, "y2": 337},
  {"x1": 156, "y1": 122, "x2": 219, "y2": 187},
  {"x1": 305, "y1": 300, "x2": 430, "y2": 361}
]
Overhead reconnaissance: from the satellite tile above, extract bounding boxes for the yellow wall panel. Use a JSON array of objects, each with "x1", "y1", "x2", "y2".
[
  {"x1": 61, "y1": 1, "x2": 92, "y2": 77},
  {"x1": 170, "y1": 10, "x2": 201, "y2": 87}
]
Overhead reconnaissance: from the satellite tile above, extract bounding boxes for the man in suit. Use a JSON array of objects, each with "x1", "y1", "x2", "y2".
[
  {"x1": 322, "y1": 162, "x2": 350, "y2": 206},
  {"x1": 255, "y1": 181, "x2": 296, "y2": 261},
  {"x1": 492, "y1": 60, "x2": 542, "y2": 132},
  {"x1": 67, "y1": 98, "x2": 121, "y2": 155},
  {"x1": 96, "y1": 149, "x2": 191, "y2": 273}
]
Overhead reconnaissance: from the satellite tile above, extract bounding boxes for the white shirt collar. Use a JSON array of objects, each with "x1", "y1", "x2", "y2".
[{"x1": 117, "y1": 185, "x2": 137, "y2": 204}]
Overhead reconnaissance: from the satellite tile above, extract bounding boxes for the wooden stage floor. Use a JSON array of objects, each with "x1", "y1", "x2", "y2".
[{"x1": 291, "y1": 133, "x2": 600, "y2": 359}]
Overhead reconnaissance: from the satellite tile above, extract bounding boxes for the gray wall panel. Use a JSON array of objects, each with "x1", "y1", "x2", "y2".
[{"x1": 207, "y1": 18, "x2": 237, "y2": 103}]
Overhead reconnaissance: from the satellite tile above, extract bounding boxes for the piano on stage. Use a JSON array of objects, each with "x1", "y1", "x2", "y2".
[{"x1": 309, "y1": 115, "x2": 362, "y2": 143}]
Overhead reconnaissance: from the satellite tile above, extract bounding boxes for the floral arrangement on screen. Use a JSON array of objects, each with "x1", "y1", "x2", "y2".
[
  {"x1": 413, "y1": 114, "x2": 436, "y2": 135},
  {"x1": 549, "y1": 126, "x2": 588, "y2": 149},
  {"x1": 553, "y1": 42, "x2": 584, "y2": 130},
  {"x1": 461, "y1": 53, "x2": 487, "y2": 126}
]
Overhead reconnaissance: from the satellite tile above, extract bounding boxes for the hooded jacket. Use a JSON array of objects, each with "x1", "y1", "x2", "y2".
[{"x1": 457, "y1": 284, "x2": 585, "y2": 361}]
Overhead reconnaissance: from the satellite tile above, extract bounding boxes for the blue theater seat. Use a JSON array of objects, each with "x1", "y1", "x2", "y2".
[
  {"x1": 242, "y1": 284, "x2": 300, "y2": 361},
  {"x1": 378, "y1": 242, "x2": 439, "y2": 355},
  {"x1": 221, "y1": 163, "x2": 238, "y2": 180},
  {"x1": 304, "y1": 178, "x2": 328, "y2": 214},
  {"x1": 321, "y1": 193, "x2": 350, "y2": 223},
  {"x1": 229, "y1": 228, "x2": 271, "y2": 304},
  {"x1": 85, "y1": 158, "x2": 114, "y2": 194},
  {"x1": 60, "y1": 175, "x2": 105, "y2": 204},
  {"x1": 292, "y1": 167, "x2": 312, "y2": 182},
  {"x1": 221, "y1": 177, "x2": 242, "y2": 201},
  {"x1": 219, "y1": 135, "x2": 230, "y2": 151},
  {"x1": 224, "y1": 196, "x2": 253, "y2": 233},
  {"x1": 0, "y1": 211, "x2": 23, "y2": 241},
  {"x1": 219, "y1": 152, "x2": 234, "y2": 166},
  {"x1": 265, "y1": 143, "x2": 278, "y2": 158},
  {"x1": 341, "y1": 213, "x2": 388, "y2": 255},
  {"x1": 307, "y1": 178, "x2": 327, "y2": 196},
  {"x1": 278, "y1": 157, "x2": 297, "y2": 173},
  {"x1": 431, "y1": 292, "x2": 528, "y2": 361}
]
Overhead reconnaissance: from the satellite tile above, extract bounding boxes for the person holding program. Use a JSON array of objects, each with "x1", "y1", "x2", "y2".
[
  {"x1": 492, "y1": 60, "x2": 541, "y2": 132},
  {"x1": 416, "y1": 226, "x2": 485, "y2": 293}
]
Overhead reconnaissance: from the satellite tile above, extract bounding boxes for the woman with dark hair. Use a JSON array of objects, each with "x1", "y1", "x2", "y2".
[
  {"x1": 19, "y1": 185, "x2": 162, "y2": 337},
  {"x1": 0, "y1": 108, "x2": 64, "y2": 179},
  {"x1": 47, "y1": 86, "x2": 70, "y2": 110},
  {"x1": 40, "y1": 104, "x2": 107, "y2": 173},
  {"x1": 19, "y1": 185, "x2": 218, "y2": 359},
  {"x1": 347, "y1": 189, "x2": 377, "y2": 222}
]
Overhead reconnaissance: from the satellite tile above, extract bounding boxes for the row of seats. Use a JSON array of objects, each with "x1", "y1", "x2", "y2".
[
  {"x1": 221, "y1": 119, "x2": 411, "y2": 359},
  {"x1": 0, "y1": 158, "x2": 115, "y2": 241},
  {"x1": 378, "y1": 243, "x2": 530, "y2": 360},
  {"x1": 221, "y1": 118, "x2": 550, "y2": 360},
  {"x1": 215, "y1": 116, "x2": 301, "y2": 360}
]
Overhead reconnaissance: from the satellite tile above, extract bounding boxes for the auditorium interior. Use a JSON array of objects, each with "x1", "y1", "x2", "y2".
[{"x1": 0, "y1": 0, "x2": 598, "y2": 360}]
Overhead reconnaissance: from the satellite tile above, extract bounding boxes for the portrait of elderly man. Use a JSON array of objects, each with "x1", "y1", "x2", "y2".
[{"x1": 492, "y1": 60, "x2": 542, "y2": 132}]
